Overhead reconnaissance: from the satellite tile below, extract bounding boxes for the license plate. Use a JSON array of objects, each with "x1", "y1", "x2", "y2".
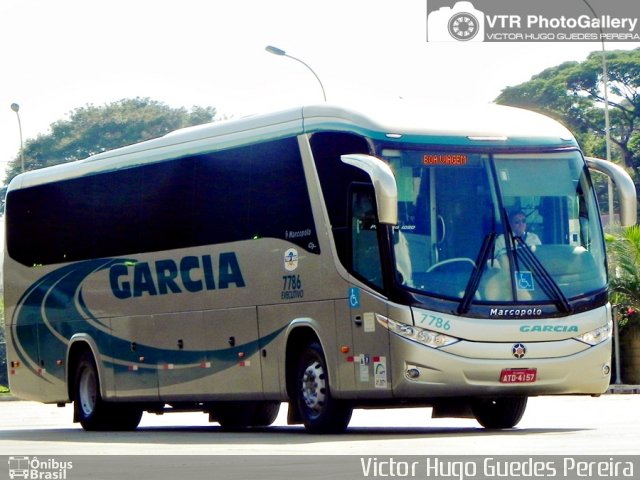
[{"x1": 500, "y1": 368, "x2": 537, "y2": 383}]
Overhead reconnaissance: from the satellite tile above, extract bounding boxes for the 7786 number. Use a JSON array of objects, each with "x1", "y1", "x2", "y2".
[
  {"x1": 421, "y1": 313, "x2": 451, "y2": 331},
  {"x1": 282, "y1": 274, "x2": 302, "y2": 290}
]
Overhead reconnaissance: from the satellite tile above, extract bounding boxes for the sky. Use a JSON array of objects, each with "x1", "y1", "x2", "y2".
[{"x1": 1, "y1": 0, "x2": 639, "y2": 183}]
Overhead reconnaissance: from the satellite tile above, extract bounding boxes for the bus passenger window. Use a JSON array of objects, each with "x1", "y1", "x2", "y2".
[{"x1": 350, "y1": 187, "x2": 383, "y2": 288}]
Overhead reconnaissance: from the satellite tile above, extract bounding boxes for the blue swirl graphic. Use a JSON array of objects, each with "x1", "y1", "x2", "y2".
[{"x1": 12, "y1": 258, "x2": 284, "y2": 390}]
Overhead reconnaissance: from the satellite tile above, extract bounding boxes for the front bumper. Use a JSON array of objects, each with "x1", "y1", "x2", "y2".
[{"x1": 390, "y1": 334, "x2": 611, "y2": 398}]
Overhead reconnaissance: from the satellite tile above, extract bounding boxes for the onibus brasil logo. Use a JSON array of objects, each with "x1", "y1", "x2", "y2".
[{"x1": 8, "y1": 457, "x2": 73, "y2": 480}]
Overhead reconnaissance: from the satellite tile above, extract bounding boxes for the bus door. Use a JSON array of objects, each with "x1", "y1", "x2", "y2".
[
  {"x1": 347, "y1": 288, "x2": 392, "y2": 396},
  {"x1": 348, "y1": 185, "x2": 392, "y2": 396}
]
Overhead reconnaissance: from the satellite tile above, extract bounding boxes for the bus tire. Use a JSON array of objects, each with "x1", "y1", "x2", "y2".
[
  {"x1": 214, "y1": 401, "x2": 280, "y2": 429},
  {"x1": 471, "y1": 396, "x2": 527, "y2": 429},
  {"x1": 295, "y1": 342, "x2": 352, "y2": 434},
  {"x1": 74, "y1": 351, "x2": 142, "y2": 431},
  {"x1": 251, "y1": 401, "x2": 281, "y2": 427}
]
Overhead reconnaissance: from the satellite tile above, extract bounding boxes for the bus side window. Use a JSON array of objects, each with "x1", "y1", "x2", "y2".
[{"x1": 350, "y1": 185, "x2": 383, "y2": 289}]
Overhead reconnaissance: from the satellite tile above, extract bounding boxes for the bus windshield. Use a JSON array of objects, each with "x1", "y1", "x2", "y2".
[{"x1": 383, "y1": 147, "x2": 606, "y2": 307}]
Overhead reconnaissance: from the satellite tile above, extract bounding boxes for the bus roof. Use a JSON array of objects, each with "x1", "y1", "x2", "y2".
[{"x1": 7, "y1": 102, "x2": 577, "y2": 192}]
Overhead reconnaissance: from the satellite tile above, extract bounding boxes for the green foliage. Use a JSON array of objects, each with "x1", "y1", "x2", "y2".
[
  {"x1": 496, "y1": 48, "x2": 640, "y2": 174},
  {"x1": 496, "y1": 60, "x2": 595, "y2": 132},
  {"x1": 607, "y1": 225, "x2": 640, "y2": 330},
  {"x1": 4, "y1": 97, "x2": 217, "y2": 185},
  {"x1": 496, "y1": 48, "x2": 640, "y2": 222}
]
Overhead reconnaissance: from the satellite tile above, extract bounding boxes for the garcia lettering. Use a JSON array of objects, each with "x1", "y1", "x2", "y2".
[
  {"x1": 110, "y1": 253, "x2": 245, "y2": 299},
  {"x1": 520, "y1": 324, "x2": 579, "y2": 333}
]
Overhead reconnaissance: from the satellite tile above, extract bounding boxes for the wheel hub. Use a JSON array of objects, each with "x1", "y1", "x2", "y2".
[
  {"x1": 301, "y1": 360, "x2": 326, "y2": 413},
  {"x1": 78, "y1": 368, "x2": 97, "y2": 416}
]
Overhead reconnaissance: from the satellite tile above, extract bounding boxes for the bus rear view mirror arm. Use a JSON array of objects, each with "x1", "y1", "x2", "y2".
[
  {"x1": 341, "y1": 153, "x2": 398, "y2": 225},
  {"x1": 585, "y1": 156, "x2": 637, "y2": 227}
]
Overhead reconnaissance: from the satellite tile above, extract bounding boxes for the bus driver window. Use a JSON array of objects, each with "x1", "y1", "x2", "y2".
[{"x1": 350, "y1": 186, "x2": 383, "y2": 288}]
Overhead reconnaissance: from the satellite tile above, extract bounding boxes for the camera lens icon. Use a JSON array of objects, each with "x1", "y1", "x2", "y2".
[
  {"x1": 427, "y1": 2, "x2": 485, "y2": 42},
  {"x1": 448, "y1": 12, "x2": 480, "y2": 41}
]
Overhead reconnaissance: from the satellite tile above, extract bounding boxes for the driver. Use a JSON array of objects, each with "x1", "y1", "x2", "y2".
[{"x1": 494, "y1": 210, "x2": 541, "y2": 260}]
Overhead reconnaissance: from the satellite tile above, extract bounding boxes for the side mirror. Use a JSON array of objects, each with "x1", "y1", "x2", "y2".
[
  {"x1": 585, "y1": 157, "x2": 637, "y2": 227},
  {"x1": 340, "y1": 154, "x2": 398, "y2": 225}
]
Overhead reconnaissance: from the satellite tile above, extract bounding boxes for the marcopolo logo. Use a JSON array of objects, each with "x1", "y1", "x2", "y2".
[{"x1": 427, "y1": 0, "x2": 640, "y2": 42}]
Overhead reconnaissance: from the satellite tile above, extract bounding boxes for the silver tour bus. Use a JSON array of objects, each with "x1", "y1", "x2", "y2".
[{"x1": 3, "y1": 103, "x2": 636, "y2": 433}]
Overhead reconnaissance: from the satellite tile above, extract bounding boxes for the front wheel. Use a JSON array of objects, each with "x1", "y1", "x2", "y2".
[
  {"x1": 74, "y1": 351, "x2": 142, "y2": 431},
  {"x1": 471, "y1": 396, "x2": 527, "y2": 429},
  {"x1": 295, "y1": 342, "x2": 352, "y2": 434}
]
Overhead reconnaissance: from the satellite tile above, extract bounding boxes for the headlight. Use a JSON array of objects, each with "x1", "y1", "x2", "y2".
[
  {"x1": 574, "y1": 320, "x2": 612, "y2": 345},
  {"x1": 383, "y1": 316, "x2": 459, "y2": 348}
]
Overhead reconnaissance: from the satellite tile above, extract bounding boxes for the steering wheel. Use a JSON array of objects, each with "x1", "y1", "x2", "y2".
[{"x1": 427, "y1": 257, "x2": 476, "y2": 273}]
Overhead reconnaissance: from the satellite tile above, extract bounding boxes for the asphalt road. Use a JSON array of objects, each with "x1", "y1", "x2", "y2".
[{"x1": 0, "y1": 394, "x2": 638, "y2": 456}]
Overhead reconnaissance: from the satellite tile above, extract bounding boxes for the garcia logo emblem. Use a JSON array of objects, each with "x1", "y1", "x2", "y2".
[
  {"x1": 284, "y1": 248, "x2": 299, "y2": 271},
  {"x1": 512, "y1": 343, "x2": 527, "y2": 359}
]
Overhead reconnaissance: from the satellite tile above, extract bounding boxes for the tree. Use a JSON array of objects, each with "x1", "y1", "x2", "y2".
[
  {"x1": 4, "y1": 97, "x2": 217, "y2": 186},
  {"x1": 608, "y1": 225, "x2": 640, "y2": 319},
  {"x1": 496, "y1": 48, "x2": 640, "y2": 175},
  {"x1": 607, "y1": 225, "x2": 640, "y2": 383}
]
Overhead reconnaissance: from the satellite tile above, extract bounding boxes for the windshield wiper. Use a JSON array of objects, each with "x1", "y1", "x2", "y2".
[
  {"x1": 458, "y1": 232, "x2": 497, "y2": 315},
  {"x1": 513, "y1": 237, "x2": 572, "y2": 314}
]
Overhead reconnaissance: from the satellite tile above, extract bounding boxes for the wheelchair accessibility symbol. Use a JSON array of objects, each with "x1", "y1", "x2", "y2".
[
  {"x1": 349, "y1": 287, "x2": 361, "y2": 308},
  {"x1": 515, "y1": 271, "x2": 534, "y2": 291}
]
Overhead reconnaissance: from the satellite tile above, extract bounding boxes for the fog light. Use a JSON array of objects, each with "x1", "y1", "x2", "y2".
[
  {"x1": 406, "y1": 368, "x2": 420, "y2": 379},
  {"x1": 602, "y1": 364, "x2": 611, "y2": 375}
]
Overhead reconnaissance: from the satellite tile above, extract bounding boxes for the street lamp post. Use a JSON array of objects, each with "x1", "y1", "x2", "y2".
[
  {"x1": 10, "y1": 103, "x2": 25, "y2": 173},
  {"x1": 265, "y1": 45, "x2": 327, "y2": 102},
  {"x1": 582, "y1": 0, "x2": 620, "y2": 384},
  {"x1": 581, "y1": 1, "x2": 614, "y2": 220}
]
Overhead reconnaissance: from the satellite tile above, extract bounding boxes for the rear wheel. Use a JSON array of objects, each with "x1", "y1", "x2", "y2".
[
  {"x1": 471, "y1": 396, "x2": 527, "y2": 429},
  {"x1": 74, "y1": 351, "x2": 142, "y2": 431},
  {"x1": 213, "y1": 401, "x2": 281, "y2": 429},
  {"x1": 251, "y1": 402, "x2": 281, "y2": 426},
  {"x1": 295, "y1": 342, "x2": 352, "y2": 433}
]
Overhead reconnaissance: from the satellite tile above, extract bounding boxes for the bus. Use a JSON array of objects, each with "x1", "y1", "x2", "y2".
[{"x1": 3, "y1": 103, "x2": 636, "y2": 433}]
